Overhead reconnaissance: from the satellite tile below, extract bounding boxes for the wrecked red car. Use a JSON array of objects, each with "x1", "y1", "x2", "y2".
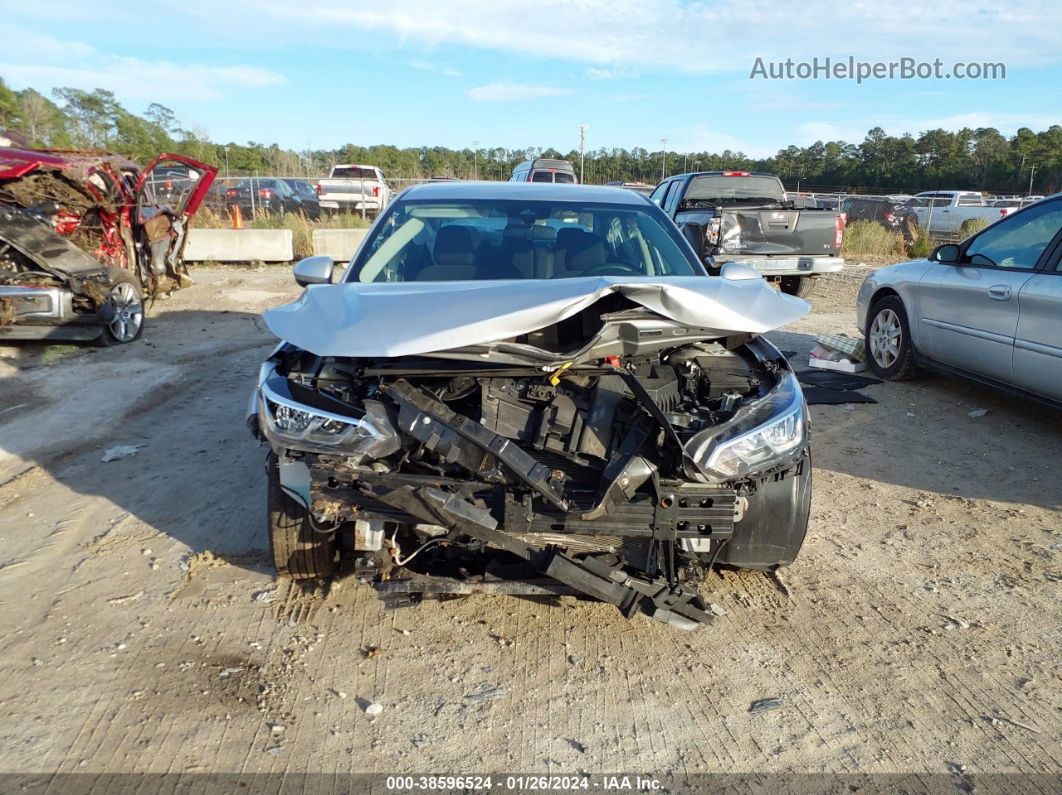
[{"x1": 0, "y1": 146, "x2": 217, "y2": 345}]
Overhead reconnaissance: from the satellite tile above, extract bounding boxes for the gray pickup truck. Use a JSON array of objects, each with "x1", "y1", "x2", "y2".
[{"x1": 652, "y1": 171, "x2": 845, "y2": 297}]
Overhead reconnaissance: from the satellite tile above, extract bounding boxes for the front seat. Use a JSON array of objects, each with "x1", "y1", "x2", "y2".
[
  {"x1": 418, "y1": 225, "x2": 478, "y2": 281},
  {"x1": 553, "y1": 228, "x2": 606, "y2": 277}
]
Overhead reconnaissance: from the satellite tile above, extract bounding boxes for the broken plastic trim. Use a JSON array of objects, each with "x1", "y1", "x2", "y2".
[
  {"x1": 383, "y1": 379, "x2": 569, "y2": 512},
  {"x1": 369, "y1": 483, "x2": 715, "y2": 629}
]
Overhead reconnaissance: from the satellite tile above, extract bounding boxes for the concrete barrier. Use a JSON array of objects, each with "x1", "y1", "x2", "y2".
[
  {"x1": 313, "y1": 228, "x2": 368, "y2": 261},
  {"x1": 183, "y1": 229, "x2": 294, "y2": 262}
]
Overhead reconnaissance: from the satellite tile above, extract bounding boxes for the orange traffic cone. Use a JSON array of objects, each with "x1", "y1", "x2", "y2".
[{"x1": 232, "y1": 204, "x2": 244, "y2": 229}]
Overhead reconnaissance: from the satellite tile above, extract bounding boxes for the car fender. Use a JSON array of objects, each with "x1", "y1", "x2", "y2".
[{"x1": 858, "y1": 259, "x2": 936, "y2": 348}]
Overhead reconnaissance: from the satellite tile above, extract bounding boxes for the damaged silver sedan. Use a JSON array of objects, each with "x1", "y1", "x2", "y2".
[{"x1": 249, "y1": 183, "x2": 813, "y2": 628}]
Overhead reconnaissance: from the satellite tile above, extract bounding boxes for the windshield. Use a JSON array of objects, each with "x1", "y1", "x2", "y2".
[
  {"x1": 684, "y1": 175, "x2": 785, "y2": 205},
  {"x1": 347, "y1": 199, "x2": 703, "y2": 282}
]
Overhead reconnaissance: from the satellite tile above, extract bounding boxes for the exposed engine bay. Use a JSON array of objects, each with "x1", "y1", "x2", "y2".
[{"x1": 253, "y1": 294, "x2": 812, "y2": 629}]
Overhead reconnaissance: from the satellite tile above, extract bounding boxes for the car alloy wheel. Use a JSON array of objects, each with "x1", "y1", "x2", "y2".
[
  {"x1": 107, "y1": 281, "x2": 144, "y2": 343},
  {"x1": 869, "y1": 307, "x2": 902, "y2": 369}
]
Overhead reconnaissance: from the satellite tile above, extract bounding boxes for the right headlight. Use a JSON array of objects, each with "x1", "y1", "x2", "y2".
[
  {"x1": 256, "y1": 364, "x2": 398, "y2": 458},
  {"x1": 700, "y1": 400, "x2": 804, "y2": 479},
  {"x1": 686, "y1": 370, "x2": 807, "y2": 482}
]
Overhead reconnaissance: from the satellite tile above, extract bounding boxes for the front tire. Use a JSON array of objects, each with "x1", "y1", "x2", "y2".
[
  {"x1": 97, "y1": 270, "x2": 144, "y2": 347},
  {"x1": 267, "y1": 455, "x2": 336, "y2": 579},
  {"x1": 779, "y1": 275, "x2": 817, "y2": 298},
  {"x1": 865, "y1": 295, "x2": 918, "y2": 380}
]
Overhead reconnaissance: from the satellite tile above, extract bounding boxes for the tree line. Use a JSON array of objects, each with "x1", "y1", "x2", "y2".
[{"x1": 1, "y1": 79, "x2": 1058, "y2": 195}]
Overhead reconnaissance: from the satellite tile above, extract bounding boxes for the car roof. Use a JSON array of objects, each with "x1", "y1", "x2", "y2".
[
  {"x1": 515, "y1": 158, "x2": 576, "y2": 170},
  {"x1": 399, "y1": 181, "x2": 654, "y2": 206},
  {"x1": 672, "y1": 171, "x2": 778, "y2": 179}
]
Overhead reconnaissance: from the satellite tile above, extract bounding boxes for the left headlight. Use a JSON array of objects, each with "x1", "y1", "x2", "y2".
[
  {"x1": 686, "y1": 370, "x2": 806, "y2": 481},
  {"x1": 256, "y1": 364, "x2": 398, "y2": 458}
]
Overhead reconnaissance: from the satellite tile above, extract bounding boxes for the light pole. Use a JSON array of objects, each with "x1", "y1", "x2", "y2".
[
  {"x1": 223, "y1": 146, "x2": 230, "y2": 180},
  {"x1": 472, "y1": 140, "x2": 479, "y2": 180},
  {"x1": 660, "y1": 138, "x2": 668, "y2": 181},
  {"x1": 577, "y1": 124, "x2": 588, "y2": 184}
]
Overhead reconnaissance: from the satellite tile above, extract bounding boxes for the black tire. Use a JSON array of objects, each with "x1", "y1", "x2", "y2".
[
  {"x1": 267, "y1": 455, "x2": 336, "y2": 579},
  {"x1": 97, "y1": 270, "x2": 145, "y2": 347},
  {"x1": 864, "y1": 295, "x2": 918, "y2": 380},
  {"x1": 779, "y1": 275, "x2": 817, "y2": 298}
]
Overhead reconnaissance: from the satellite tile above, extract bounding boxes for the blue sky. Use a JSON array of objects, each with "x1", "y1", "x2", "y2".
[{"x1": 1, "y1": 0, "x2": 1059, "y2": 157}]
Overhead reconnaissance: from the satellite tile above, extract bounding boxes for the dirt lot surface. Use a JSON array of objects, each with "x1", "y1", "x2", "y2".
[{"x1": 0, "y1": 264, "x2": 1059, "y2": 786}]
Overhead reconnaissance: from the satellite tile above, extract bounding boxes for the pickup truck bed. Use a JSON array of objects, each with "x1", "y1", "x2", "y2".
[
  {"x1": 316, "y1": 164, "x2": 390, "y2": 214},
  {"x1": 654, "y1": 171, "x2": 844, "y2": 297},
  {"x1": 910, "y1": 191, "x2": 1015, "y2": 234}
]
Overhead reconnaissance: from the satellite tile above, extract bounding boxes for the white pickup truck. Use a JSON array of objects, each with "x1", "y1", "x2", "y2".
[
  {"x1": 911, "y1": 190, "x2": 1016, "y2": 234},
  {"x1": 316, "y1": 164, "x2": 391, "y2": 214}
]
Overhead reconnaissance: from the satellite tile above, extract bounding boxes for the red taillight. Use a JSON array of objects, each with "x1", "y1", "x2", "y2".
[
  {"x1": 165, "y1": 180, "x2": 173, "y2": 189},
  {"x1": 1000, "y1": 208, "x2": 1008, "y2": 217},
  {"x1": 372, "y1": 185, "x2": 379, "y2": 196},
  {"x1": 226, "y1": 189, "x2": 238, "y2": 197},
  {"x1": 722, "y1": 170, "x2": 751, "y2": 177},
  {"x1": 834, "y1": 214, "x2": 845, "y2": 248},
  {"x1": 316, "y1": 183, "x2": 322, "y2": 195},
  {"x1": 885, "y1": 212, "x2": 896, "y2": 223},
  {"x1": 259, "y1": 189, "x2": 272, "y2": 198}
]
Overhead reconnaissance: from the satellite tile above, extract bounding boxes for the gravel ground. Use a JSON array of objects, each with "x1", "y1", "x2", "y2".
[{"x1": 0, "y1": 263, "x2": 1058, "y2": 787}]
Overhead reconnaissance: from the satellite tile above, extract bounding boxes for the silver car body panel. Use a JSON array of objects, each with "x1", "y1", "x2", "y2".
[
  {"x1": 1014, "y1": 273, "x2": 1062, "y2": 401},
  {"x1": 263, "y1": 275, "x2": 810, "y2": 360},
  {"x1": 916, "y1": 264, "x2": 1035, "y2": 385},
  {"x1": 857, "y1": 193, "x2": 1062, "y2": 403}
]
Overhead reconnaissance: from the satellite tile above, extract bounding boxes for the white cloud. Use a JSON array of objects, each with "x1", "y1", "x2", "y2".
[
  {"x1": 410, "y1": 60, "x2": 462, "y2": 77},
  {"x1": 232, "y1": 0, "x2": 1062, "y2": 71},
  {"x1": 667, "y1": 125, "x2": 776, "y2": 159},
  {"x1": 0, "y1": 25, "x2": 283, "y2": 103},
  {"x1": 466, "y1": 82, "x2": 574, "y2": 101},
  {"x1": 586, "y1": 66, "x2": 636, "y2": 81}
]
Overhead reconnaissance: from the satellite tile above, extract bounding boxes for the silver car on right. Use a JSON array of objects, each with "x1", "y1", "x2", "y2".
[{"x1": 857, "y1": 193, "x2": 1062, "y2": 406}]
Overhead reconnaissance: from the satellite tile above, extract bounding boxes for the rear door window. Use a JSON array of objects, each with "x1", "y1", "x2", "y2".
[
  {"x1": 649, "y1": 181, "x2": 671, "y2": 208},
  {"x1": 663, "y1": 179, "x2": 684, "y2": 215},
  {"x1": 530, "y1": 171, "x2": 554, "y2": 183},
  {"x1": 332, "y1": 167, "x2": 378, "y2": 179}
]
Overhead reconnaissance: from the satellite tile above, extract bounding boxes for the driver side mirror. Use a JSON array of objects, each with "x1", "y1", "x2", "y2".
[
  {"x1": 293, "y1": 255, "x2": 335, "y2": 286},
  {"x1": 680, "y1": 223, "x2": 705, "y2": 257},
  {"x1": 931, "y1": 244, "x2": 961, "y2": 264}
]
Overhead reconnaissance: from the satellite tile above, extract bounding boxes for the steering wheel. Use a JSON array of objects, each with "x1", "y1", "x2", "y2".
[{"x1": 581, "y1": 262, "x2": 642, "y2": 276}]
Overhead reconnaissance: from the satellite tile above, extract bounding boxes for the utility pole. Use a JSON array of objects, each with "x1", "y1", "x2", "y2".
[
  {"x1": 472, "y1": 141, "x2": 479, "y2": 180},
  {"x1": 577, "y1": 124, "x2": 588, "y2": 184},
  {"x1": 683, "y1": 153, "x2": 688, "y2": 173},
  {"x1": 660, "y1": 138, "x2": 668, "y2": 181},
  {"x1": 1027, "y1": 165, "x2": 1037, "y2": 196}
]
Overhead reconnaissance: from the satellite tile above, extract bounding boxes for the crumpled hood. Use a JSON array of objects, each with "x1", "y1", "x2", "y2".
[{"x1": 263, "y1": 275, "x2": 809, "y2": 358}]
